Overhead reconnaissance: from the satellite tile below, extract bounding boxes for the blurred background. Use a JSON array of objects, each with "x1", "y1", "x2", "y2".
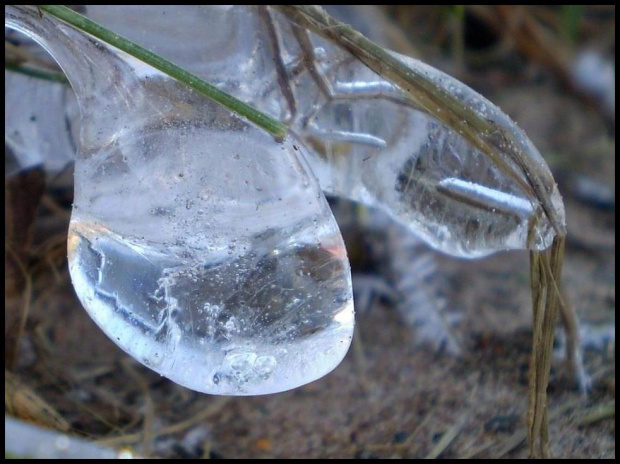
[{"x1": 5, "y1": 5, "x2": 614, "y2": 458}]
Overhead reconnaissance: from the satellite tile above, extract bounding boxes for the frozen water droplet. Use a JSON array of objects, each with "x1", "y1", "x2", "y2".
[{"x1": 7, "y1": 5, "x2": 353, "y2": 395}]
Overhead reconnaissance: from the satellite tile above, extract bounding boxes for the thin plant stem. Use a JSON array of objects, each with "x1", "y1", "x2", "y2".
[
  {"x1": 5, "y1": 62, "x2": 69, "y2": 84},
  {"x1": 527, "y1": 235, "x2": 565, "y2": 458}
]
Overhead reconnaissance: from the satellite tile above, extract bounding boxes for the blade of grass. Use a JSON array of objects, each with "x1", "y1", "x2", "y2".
[
  {"x1": 576, "y1": 400, "x2": 615, "y2": 426},
  {"x1": 5, "y1": 62, "x2": 69, "y2": 84},
  {"x1": 424, "y1": 416, "x2": 465, "y2": 459},
  {"x1": 38, "y1": 5, "x2": 287, "y2": 141}
]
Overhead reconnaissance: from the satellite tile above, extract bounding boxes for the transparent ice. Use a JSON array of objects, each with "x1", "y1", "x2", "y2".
[
  {"x1": 7, "y1": 6, "x2": 565, "y2": 256},
  {"x1": 6, "y1": 5, "x2": 354, "y2": 395},
  {"x1": 79, "y1": 5, "x2": 565, "y2": 257},
  {"x1": 5, "y1": 6, "x2": 567, "y2": 394},
  {"x1": 5, "y1": 32, "x2": 77, "y2": 176}
]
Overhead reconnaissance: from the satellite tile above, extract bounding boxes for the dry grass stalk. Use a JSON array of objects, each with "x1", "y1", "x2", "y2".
[{"x1": 275, "y1": 6, "x2": 575, "y2": 457}]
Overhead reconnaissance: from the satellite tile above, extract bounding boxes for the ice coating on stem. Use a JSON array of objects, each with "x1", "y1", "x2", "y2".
[
  {"x1": 6, "y1": 5, "x2": 354, "y2": 395},
  {"x1": 270, "y1": 12, "x2": 566, "y2": 257}
]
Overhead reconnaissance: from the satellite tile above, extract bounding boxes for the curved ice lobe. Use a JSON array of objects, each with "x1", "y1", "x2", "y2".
[
  {"x1": 64, "y1": 124, "x2": 355, "y2": 396},
  {"x1": 392, "y1": 53, "x2": 566, "y2": 252},
  {"x1": 7, "y1": 5, "x2": 354, "y2": 396},
  {"x1": 289, "y1": 42, "x2": 566, "y2": 257}
]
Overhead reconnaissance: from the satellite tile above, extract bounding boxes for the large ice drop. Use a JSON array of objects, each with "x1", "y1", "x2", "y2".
[{"x1": 6, "y1": 5, "x2": 354, "y2": 395}]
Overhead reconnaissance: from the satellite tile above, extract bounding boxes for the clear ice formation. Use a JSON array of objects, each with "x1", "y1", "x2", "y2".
[
  {"x1": 5, "y1": 6, "x2": 566, "y2": 394},
  {"x1": 77, "y1": 5, "x2": 565, "y2": 257},
  {"x1": 6, "y1": 6, "x2": 566, "y2": 257},
  {"x1": 6, "y1": 5, "x2": 354, "y2": 395}
]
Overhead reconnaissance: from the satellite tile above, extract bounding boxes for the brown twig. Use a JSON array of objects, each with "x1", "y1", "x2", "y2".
[{"x1": 527, "y1": 236, "x2": 565, "y2": 458}]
